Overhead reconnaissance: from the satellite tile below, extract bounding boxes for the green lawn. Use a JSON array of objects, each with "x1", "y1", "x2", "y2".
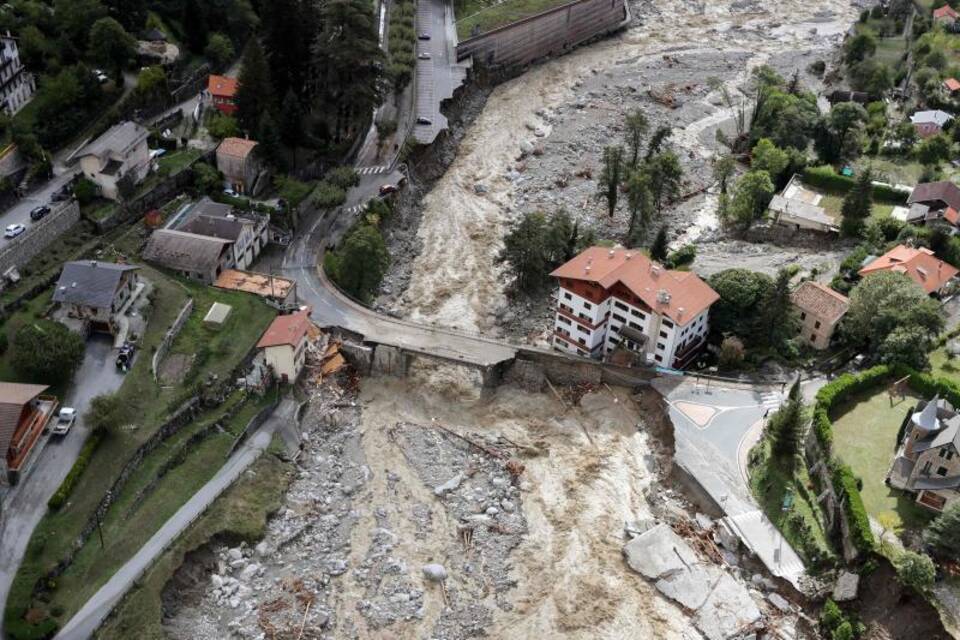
[
  {"x1": 929, "y1": 347, "x2": 960, "y2": 383},
  {"x1": 749, "y1": 440, "x2": 836, "y2": 569},
  {"x1": 818, "y1": 193, "x2": 894, "y2": 222},
  {"x1": 4, "y1": 268, "x2": 276, "y2": 639},
  {"x1": 157, "y1": 147, "x2": 203, "y2": 176},
  {"x1": 81, "y1": 198, "x2": 117, "y2": 222},
  {"x1": 456, "y1": 0, "x2": 574, "y2": 39},
  {"x1": 98, "y1": 444, "x2": 292, "y2": 640},
  {"x1": 831, "y1": 390, "x2": 934, "y2": 534}
]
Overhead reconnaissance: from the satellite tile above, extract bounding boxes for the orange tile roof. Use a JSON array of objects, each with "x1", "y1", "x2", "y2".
[
  {"x1": 257, "y1": 309, "x2": 311, "y2": 349},
  {"x1": 215, "y1": 269, "x2": 295, "y2": 300},
  {"x1": 859, "y1": 245, "x2": 959, "y2": 294},
  {"x1": 550, "y1": 247, "x2": 719, "y2": 325},
  {"x1": 217, "y1": 137, "x2": 258, "y2": 159},
  {"x1": 945, "y1": 78, "x2": 960, "y2": 93},
  {"x1": 208, "y1": 74, "x2": 238, "y2": 98},
  {"x1": 946, "y1": 207, "x2": 960, "y2": 226},
  {"x1": 790, "y1": 281, "x2": 849, "y2": 325}
]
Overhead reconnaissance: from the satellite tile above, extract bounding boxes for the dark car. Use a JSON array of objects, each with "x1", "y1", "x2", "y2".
[
  {"x1": 379, "y1": 184, "x2": 400, "y2": 197},
  {"x1": 29, "y1": 205, "x2": 50, "y2": 221},
  {"x1": 416, "y1": 117, "x2": 432, "y2": 126},
  {"x1": 116, "y1": 342, "x2": 136, "y2": 372},
  {"x1": 418, "y1": 32, "x2": 430, "y2": 40}
]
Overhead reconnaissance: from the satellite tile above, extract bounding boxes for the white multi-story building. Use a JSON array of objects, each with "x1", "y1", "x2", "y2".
[
  {"x1": 0, "y1": 32, "x2": 35, "y2": 116},
  {"x1": 550, "y1": 247, "x2": 719, "y2": 368}
]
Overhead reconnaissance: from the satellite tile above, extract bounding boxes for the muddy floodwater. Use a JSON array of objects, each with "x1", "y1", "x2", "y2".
[{"x1": 394, "y1": 0, "x2": 860, "y2": 335}]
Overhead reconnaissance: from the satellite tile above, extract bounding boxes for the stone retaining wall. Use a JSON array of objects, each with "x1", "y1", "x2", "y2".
[
  {"x1": 152, "y1": 298, "x2": 195, "y2": 381},
  {"x1": 456, "y1": 0, "x2": 628, "y2": 68},
  {"x1": 0, "y1": 200, "x2": 80, "y2": 276}
]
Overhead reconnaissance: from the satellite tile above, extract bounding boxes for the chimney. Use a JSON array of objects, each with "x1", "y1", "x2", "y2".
[
  {"x1": 651, "y1": 264, "x2": 660, "y2": 278},
  {"x1": 657, "y1": 289, "x2": 671, "y2": 305},
  {"x1": 608, "y1": 249, "x2": 615, "y2": 259},
  {"x1": 677, "y1": 307, "x2": 685, "y2": 320},
  {"x1": 625, "y1": 253, "x2": 632, "y2": 260}
]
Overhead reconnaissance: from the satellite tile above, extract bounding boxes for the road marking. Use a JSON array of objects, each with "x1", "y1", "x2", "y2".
[{"x1": 357, "y1": 165, "x2": 388, "y2": 175}]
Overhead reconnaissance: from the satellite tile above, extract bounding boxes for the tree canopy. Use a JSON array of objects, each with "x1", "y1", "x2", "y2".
[{"x1": 12, "y1": 320, "x2": 85, "y2": 386}]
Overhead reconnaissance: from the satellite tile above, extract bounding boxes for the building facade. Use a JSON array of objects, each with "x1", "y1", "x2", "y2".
[
  {"x1": 0, "y1": 33, "x2": 35, "y2": 116},
  {"x1": 888, "y1": 396, "x2": 960, "y2": 512},
  {"x1": 77, "y1": 121, "x2": 151, "y2": 201},
  {"x1": 790, "y1": 281, "x2": 849, "y2": 350},
  {"x1": 216, "y1": 137, "x2": 260, "y2": 194},
  {"x1": 208, "y1": 74, "x2": 238, "y2": 115},
  {"x1": 550, "y1": 247, "x2": 718, "y2": 368},
  {"x1": 257, "y1": 309, "x2": 311, "y2": 383},
  {"x1": 52, "y1": 261, "x2": 140, "y2": 334}
]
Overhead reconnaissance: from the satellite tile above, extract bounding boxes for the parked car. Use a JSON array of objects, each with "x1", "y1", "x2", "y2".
[
  {"x1": 51, "y1": 407, "x2": 77, "y2": 436},
  {"x1": 92, "y1": 69, "x2": 109, "y2": 84},
  {"x1": 418, "y1": 32, "x2": 431, "y2": 40},
  {"x1": 416, "y1": 117, "x2": 432, "y2": 126},
  {"x1": 223, "y1": 187, "x2": 238, "y2": 197},
  {"x1": 418, "y1": 52, "x2": 431, "y2": 60},
  {"x1": 29, "y1": 205, "x2": 50, "y2": 221},
  {"x1": 4, "y1": 223, "x2": 25, "y2": 238},
  {"x1": 116, "y1": 342, "x2": 136, "y2": 372},
  {"x1": 379, "y1": 184, "x2": 400, "y2": 197}
]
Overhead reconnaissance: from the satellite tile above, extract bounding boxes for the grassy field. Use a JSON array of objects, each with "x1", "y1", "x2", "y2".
[
  {"x1": 0, "y1": 290, "x2": 54, "y2": 385},
  {"x1": 455, "y1": 0, "x2": 574, "y2": 39},
  {"x1": 749, "y1": 440, "x2": 836, "y2": 568},
  {"x1": 81, "y1": 199, "x2": 117, "y2": 222},
  {"x1": 929, "y1": 347, "x2": 960, "y2": 382},
  {"x1": 98, "y1": 445, "x2": 292, "y2": 640},
  {"x1": 4, "y1": 268, "x2": 276, "y2": 639},
  {"x1": 157, "y1": 148, "x2": 203, "y2": 176},
  {"x1": 831, "y1": 390, "x2": 934, "y2": 534},
  {"x1": 818, "y1": 192, "x2": 894, "y2": 221}
]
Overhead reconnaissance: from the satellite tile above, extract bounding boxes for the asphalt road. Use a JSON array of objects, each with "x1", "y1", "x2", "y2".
[
  {"x1": 54, "y1": 399, "x2": 298, "y2": 640},
  {"x1": 0, "y1": 336, "x2": 126, "y2": 635},
  {"x1": 0, "y1": 172, "x2": 77, "y2": 245},
  {"x1": 413, "y1": 0, "x2": 468, "y2": 144}
]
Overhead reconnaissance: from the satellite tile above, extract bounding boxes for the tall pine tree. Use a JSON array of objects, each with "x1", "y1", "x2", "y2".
[
  {"x1": 235, "y1": 39, "x2": 275, "y2": 135},
  {"x1": 767, "y1": 376, "x2": 806, "y2": 464},
  {"x1": 840, "y1": 167, "x2": 873, "y2": 237},
  {"x1": 650, "y1": 225, "x2": 669, "y2": 262}
]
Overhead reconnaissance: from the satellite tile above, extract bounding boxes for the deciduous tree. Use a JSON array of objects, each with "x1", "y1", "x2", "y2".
[
  {"x1": 88, "y1": 17, "x2": 135, "y2": 76},
  {"x1": 924, "y1": 502, "x2": 960, "y2": 556},
  {"x1": 12, "y1": 320, "x2": 85, "y2": 386}
]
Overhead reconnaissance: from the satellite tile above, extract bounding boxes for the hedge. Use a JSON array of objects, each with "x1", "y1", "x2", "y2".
[
  {"x1": 813, "y1": 365, "x2": 892, "y2": 449},
  {"x1": 832, "y1": 462, "x2": 876, "y2": 554},
  {"x1": 47, "y1": 432, "x2": 103, "y2": 510},
  {"x1": 801, "y1": 166, "x2": 909, "y2": 204}
]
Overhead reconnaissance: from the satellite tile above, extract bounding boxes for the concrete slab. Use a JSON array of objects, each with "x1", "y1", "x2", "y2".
[
  {"x1": 693, "y1": 571, "x2": 762, "y2": 640},
  {"x1": 832, "y1": 571, "x2": 860, "y2": 602},
  {"x1": 622, "y1": 524, "x2": 698, "y2": 579},
  {"x1": 656, "y1": 563, "x2": 721, "y2": 610}
]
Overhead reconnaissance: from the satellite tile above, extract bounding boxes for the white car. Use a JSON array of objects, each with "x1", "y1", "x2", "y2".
[
  {"x1": 52, "y1": 407, "x2": 76, "y2": 436},
  {"x1": 4, "y1": 223, "x2": 25, "y2": 238},
  {"x1": 223, "y1": 187, "x2": 238, "y2": 197},
  {"x1": 418, "y1": 52, "x2": 431, "y2": 60}
]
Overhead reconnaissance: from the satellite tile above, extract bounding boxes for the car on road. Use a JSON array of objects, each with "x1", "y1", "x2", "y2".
[
  {"x1": 418, "y1": 32, "x2": 430, "y2": 40},
  {"x1": 416, "y1": 117, "x2": 432, "y2": 126},
  {"x1": 223, "y1": 187, "x2": 238, "y2": 197},
  {"x1": 418, "y1": 52, "x2": 431, "y2": 60},
  {"x1": 379, "y1": 184, "x2": 400, "y2": 197},
  {"x1": 52, "y1": 407, "x2": 76, "y2": 436},
  {"x1": 30, "y1": 205, "x2": 50, "y2": 221},
  {"x1": 4, "y1": 223, "x2": 25, "y2": 238}
]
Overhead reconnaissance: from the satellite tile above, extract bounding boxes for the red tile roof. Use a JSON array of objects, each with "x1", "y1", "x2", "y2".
[
  {"x1": 550, "y1": 247, "x2": 719, "y2": 325},
  {"x1": 934, "y1": 5, "x2": 958, "y2": 19},
  {"x1": 208, "y1": 74, "x2": 238, "y2": 98},
  {"x1": 859, "y1": 245, "x2": 959, "y2": 294},
  {"x1": 217, "y1": 137, "x2": 258, "y2": 159},
  {"x1": 257, "y1": 310, "x2": 311, "y2": 348},
  {"x1": 946, "y1": 207, "x2": 960, "y2": 226},
  {"x1": 946, "y1": 78, "x2": 960, "y2": 93}
]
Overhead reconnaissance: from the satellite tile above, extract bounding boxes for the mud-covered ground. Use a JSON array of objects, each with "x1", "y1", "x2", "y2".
[
  {"x1": 376, "y1": 0, "x2": 866, "y2": 340},
  {"x1": 161, "y1": 365, "x2": 811, "y2": 639}
]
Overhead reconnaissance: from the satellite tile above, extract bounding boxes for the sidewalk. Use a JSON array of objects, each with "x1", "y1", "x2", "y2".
[{"x1": 55, "y1": 397, "x2": 298, "y2": 640}]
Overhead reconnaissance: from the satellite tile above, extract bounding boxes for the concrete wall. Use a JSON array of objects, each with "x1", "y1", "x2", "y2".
[
  {"x1": 0, "y1": 200, "x2": 80, "y2": 277},
  {"x1": 456, "y1": 0, "x2": 628, "y2": 68}
]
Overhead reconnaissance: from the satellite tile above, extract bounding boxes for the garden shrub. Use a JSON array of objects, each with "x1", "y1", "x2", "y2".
[
  {"x1": 832, "y1": 462, "x2": 876, "y2": 554},
  {"x1": 802, "y1": 166, "x2": 908, "y2": 203},
  {"x1": 47, "y1": 432, "x2": 103, "y2": 510}
]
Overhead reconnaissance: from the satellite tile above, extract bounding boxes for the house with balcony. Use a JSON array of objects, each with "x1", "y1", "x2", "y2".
[
  {"x1": 76, "y1": 121, "x2": 151, "y2": 201},
  {"x1": 0, "y1": 382, "x2": 58, "y2": 485},
  {"x1": 52, "y1": 260, "x2": 140, "y2": 335},
  {"x1": 208, "y1": 74, "x2": 238, "y2": 115},
  {"x1": 888, "y1": 395, "x2": 960, "y2": 512},
  {"x1": 549, "y1": 247, "x2": 719, "y2": 368},
  {"x1": 0, "y1": 32, "x2": 35, "y2": 116}
]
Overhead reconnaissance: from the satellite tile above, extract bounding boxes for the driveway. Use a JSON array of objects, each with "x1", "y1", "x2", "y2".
[{"x1": 0, "y1": 335, "x2": 126, "y2": 635}]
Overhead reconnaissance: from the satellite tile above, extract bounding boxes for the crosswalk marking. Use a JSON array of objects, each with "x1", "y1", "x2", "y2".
[
  {"x1": 345, "y1": 204, "x2": 366, "y2": 215},
  {"x1": 760, "y1": 392, "x2": 781, "y2": 409},
  {"x1": 357, "y1": 165, "x2": 388, "y2": 175}
]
